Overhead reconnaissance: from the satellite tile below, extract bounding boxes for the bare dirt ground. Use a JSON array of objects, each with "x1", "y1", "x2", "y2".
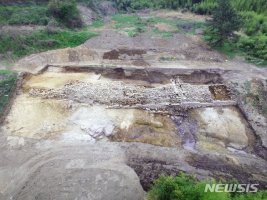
[{"x1": 1, "y1": 9, "x2": 267, "y2": 200}]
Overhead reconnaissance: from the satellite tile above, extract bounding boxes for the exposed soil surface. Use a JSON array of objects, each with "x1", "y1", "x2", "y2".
[{"x1": 1, "y1": 9, "x2": 267, "y2": 200}]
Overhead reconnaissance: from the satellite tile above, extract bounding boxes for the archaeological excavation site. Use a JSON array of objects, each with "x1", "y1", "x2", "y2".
[
  {"x1": 0, "y1": 31, "x2": 266, "y2": 199},
  {"x1": 0, "y1": 2, "x2": 267, "y2": 199}
]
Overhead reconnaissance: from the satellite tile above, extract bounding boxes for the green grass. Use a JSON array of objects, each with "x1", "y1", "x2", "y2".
[
  {"x1": 148, "y1": 173, "x2": 267, "y2": 200},
  {"x1": 152, "y1": 28, "x2": 174, "y2": 38},
  {"x1": 0, "y1": 70, "x2": 17, "y2": 115},
  {"x1": 112, "y1": 14, "x2": 146, "y2": 37},
  {"x1": 0, "y1": 5, "x2": 49, "y2": 25},
  {"x1": 146, "y1": 17, "x2": 178, "y2": 27},
  {"x1": 208, "y1": 40, "x2": 267, "y2": 67},
  {"x1": 111, "y1": 14, "x2": 206, "y2": 38},
  {"x1": 148, "y1": 17, "x2": 206, "y2": 38},
  {"x1": 89, "y1": 19, "x2": 105, "y2": 28},
  {"x1": 214, "y1": 42, "x2": 240, "y2": 59},
  {"x1": 112, "y1": 14, "x2": 142, "y2": 27},
  {"x1": 0, "y1": 30, "x2": 97, "y2": 59}
]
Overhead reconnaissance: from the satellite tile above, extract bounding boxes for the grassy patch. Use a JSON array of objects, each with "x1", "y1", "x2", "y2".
[
  {"x1": 146, "y1": 17, "x2": 178, "y2": 27},
  {"x1": 176, "y1": 20, "x2": 206, "y2": 35},
  {"x1": 0, "y1": 70, "x2": 17, "y2": 115},
  {"x1": 146, "y1": 17, "x2": 206, "y2": 38},
  {"x1": 89, "y1": 19, "x2": 105, "y2": 28},
  {"x1": 112, "y1": 14, "x2": 142, "y2": 27},
  {"x1": 0, "y1": 30, "x2": 97, "y2": 59},
  {"x1": 0, "y1": 5, "x2": 49, "y2": 25},
  {"x1": 112, "y1": 14, "x2": 146, "y2": 37},
  {"x1": 152, "y1": 28, "x2": 174, "y2": 38},
  {"x1": 111, "y1": 15, "x2": 205, "y2": 38}
]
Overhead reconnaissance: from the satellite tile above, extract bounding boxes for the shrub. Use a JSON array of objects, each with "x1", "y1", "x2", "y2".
[
  {"x1": 0, "y1": 70, "x2": 17, "y2": 115},
  {"x1": 241, "y1": 11, "x2": 267, "y2": 36},
  {"x1": 48, "y1": 0, "x2": 82, "y2": 28},
  {"x1": 238, "y1": 34, "x2": 267, "y2": 61},
  {"x1": 192, "y1": 0, "x2": 217, "y2": 15},
  {"x1": 231, "y1": 0, "x2": 267, "y2": 15},
  {"x1": 148, "y1": 173, "x2": 267, "y2": 200},
  {"x1": 147, "y1": 173, "x2": 230, "y2": 200},
  {"x1": 205, "y1": 0, "x2": 242, "y2": 47}
]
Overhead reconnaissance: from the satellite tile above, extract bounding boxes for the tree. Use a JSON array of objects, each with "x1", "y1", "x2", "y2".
[
  {"x1": 205, "y1": 0, "x2": 242, "y2": 47},
  {"x1": 48, "y1": 0, "x2": 83, "y2": 28}
]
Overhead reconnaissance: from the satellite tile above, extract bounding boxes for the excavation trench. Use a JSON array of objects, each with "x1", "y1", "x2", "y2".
[
  {"x1": 2, "y1": 67, "x2": 256, "y2": 151},
  {"x1": 50, "y1": 65, "x2": 225, "y2": 84},
  {"x1": 2, "y1": 66, "x2": 267, "y2": 192}
]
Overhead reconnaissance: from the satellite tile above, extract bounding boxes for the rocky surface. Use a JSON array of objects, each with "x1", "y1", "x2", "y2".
[
  {"x1": 0, "y1": 138, "x2": 144, "y2": 200},
  {"x1": 27, "y1": 75, "x2": 235, "y2": 114},
  {"x1": 193, "y1": 107, "x2": 251, "y2": 150},
  {"x1": 226, "y1": 77, "x2": 267, "y2": 159}
]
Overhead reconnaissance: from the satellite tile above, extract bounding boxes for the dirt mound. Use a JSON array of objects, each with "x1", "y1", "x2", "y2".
[{"x1": 14, "y1": 47, "x2": 99, "y2": 73}]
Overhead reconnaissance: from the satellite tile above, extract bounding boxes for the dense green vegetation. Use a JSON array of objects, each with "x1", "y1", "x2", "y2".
[
  {"x1": 0, "y1": 5, "x2": 49, "y2": 25},
  {"x1": 0, "y1": 0, "x2": 83, "y2": 28},
  {"x1": 113, "y1": 0, "x2": 267, "y2": 65},
  {"x1": 48, "y1": 0, "x2": 82, "y2": 28},
  {"x1": 205, "y1": 0, "x2": 242, "y2": 47},
  {"x1": 0, "y1": 70, "x2": 16, "y2": 115},
  {"x1": 114, "y1": 0, "x2": 267, "y2": 14},
  {"x1": 148, "y1": 173, "x2": 267, "y2": 200},
  {"x1": 0, "y1": 0, "x2": 98, "y2": 59},
  {"x1": 193, "y1": 0, "x2": 267, "y2": 15},
  {"x1": 0, "y1": 30, "x2": 97, "y2": 59},
  {"x1": 237, "y1": 12, "x2": 267, "y2": 64}
]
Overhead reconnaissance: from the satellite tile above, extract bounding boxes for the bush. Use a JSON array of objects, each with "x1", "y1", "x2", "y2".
[
  {"x1": 48, "y1": 0, "x2": 83, "y2": 28},
  {"x1": 241, "y1": 12, "x2": 267, "y2": 36},
  {"x1": 238, "y1": 34, "x2": 267, "y2": 61},
  {"x1": 0, "y1": 70, "x2": 17, "y2": 115},
  {"x1": 148, "y1": 173, "x2": 267, "y2": 200},
  {"x1": 148, "y1": 173, "x2": 230, "y2": 200},
  {"x1": 192, "y1": 0, "x2": 217, "y2": 15},
  {"x1": 192, "y1": 0, "x2": 267, "y2": 15},
  {"x1": 231, "y1": 0, "x2": 267, "y2": 15},
  {"x1": 205, "y1": 0, "x2": 242, "y2": 47}
]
